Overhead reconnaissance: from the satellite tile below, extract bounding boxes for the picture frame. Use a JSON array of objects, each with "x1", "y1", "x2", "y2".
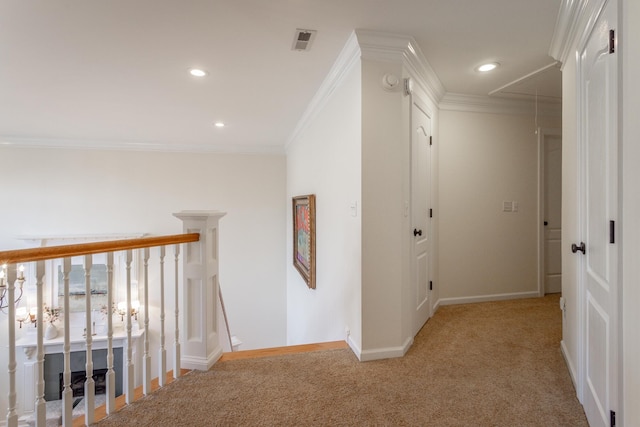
[{"x1": 292, "y1": 194, "x2": 316, "y2": 289}]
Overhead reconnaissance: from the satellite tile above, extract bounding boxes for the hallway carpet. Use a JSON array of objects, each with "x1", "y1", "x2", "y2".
[{"x1": 95, "y1": 295, "x2": 587, "y2": 426}]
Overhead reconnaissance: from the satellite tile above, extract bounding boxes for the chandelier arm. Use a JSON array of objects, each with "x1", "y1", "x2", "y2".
[
  {"x1": 0, "y1": 279, "x2": 24, "y2": 311},
  {"x1": 14, "y1": 286, "x2": 23, "y2": 306},
  {"x1": 0, "y1": 287, "x2": 7, "y2": 310}
]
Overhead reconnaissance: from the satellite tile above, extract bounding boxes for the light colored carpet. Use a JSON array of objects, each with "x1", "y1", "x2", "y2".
[{"x1": 95, "y1": 295, "x2": 587, "y2": 426}]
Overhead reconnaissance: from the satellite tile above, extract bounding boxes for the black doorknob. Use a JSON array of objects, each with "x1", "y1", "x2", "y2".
[
  {"x1": 413, "y1": 228, "x2": 422, "y2": 237},
  {"x1": 571, "y1": 242, "x2": 586, "y2": 254}
]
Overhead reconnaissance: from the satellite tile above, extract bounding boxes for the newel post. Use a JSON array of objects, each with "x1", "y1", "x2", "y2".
[{"x1": 172, "y1": 210, "x2": 226, "y2": 370}]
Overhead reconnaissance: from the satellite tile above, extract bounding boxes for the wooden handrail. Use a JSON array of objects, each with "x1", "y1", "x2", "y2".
[{"x1": 0, "y1": 233, "x2": 200, "y2": 264}]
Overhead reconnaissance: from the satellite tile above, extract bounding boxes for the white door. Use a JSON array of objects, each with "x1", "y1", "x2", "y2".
[
  {"x1": 544, "y1": 134, "x2": 562, "y2": 294},
  {"x1": 411, "y1": 98, "x2": 431, "y2": 335},
  {"x1": 578, "y1": 0, "x2": 618, "y2": 424}
]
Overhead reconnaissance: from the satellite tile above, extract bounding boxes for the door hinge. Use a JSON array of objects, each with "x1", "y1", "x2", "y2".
[
  {"x1": 429, "y1": 136, "x2": 433, "y2": 146},
  {"x1": 610, "y1": 410, "x2": 616, "y2": 427},
  {"x1": 429, "y1": 281, "x2": 433, "y2": 291},
  {"x1": 610, "y1": 220, "x2": 615, "y2": 244},
  {"x1": 609, "y1": 29, "x2": 615, "y2": 54},
  {"x1": 429, "y1": 208, "x2": 433, "y2": 218}
]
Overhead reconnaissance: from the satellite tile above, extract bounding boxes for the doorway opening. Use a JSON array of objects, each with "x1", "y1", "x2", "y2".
[{"x1": 538, "y1": 128, "x2": 562, "y2": 296}]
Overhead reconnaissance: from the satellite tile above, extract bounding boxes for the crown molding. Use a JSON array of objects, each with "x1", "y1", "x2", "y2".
[
  {"x1": 440, "y1": 93, "x2": 562, "y2": 117},
  {"x1": 549, "y1": 0, "x2": 607, "y2": 67},
  {"x1": 285, "y1": 31, "x2": 361, "y2": 150},
  {"x1": 404, "y1": 38, "x2": 446, "y2": 104},
  {"x1": 354, "y1": 29, "x2": 409, "y2": 62},
  {"x1": 355, "y1": 30, "x2": 446, "y2": 103},
  {"x1": 0, "y1": 136, "x2": 285, "y2": 155}
]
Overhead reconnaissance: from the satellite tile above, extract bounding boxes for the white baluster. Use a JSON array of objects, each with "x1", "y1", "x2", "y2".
[
  {"x1": 35, "y1": 260, "x2": 45, "y2": 427},
  {"x1": 83, "y1": 255, "x2": 95, "y2": 426},
  {"x1": 143, "y1": 247, "x2": 151, "y2": 395},
  {"x1": 173, "y1": 244, "x2": 181, "y2": 379},
  {"x1": 106, "y1": 252, "x2": 116, "y2": 414},
  {"x1": 61, "y1": 258, "x2": 72, "y2": 427},
  {"x1": 125, "y1": 250, "x2": 134, "y2": 404},
  {"x1": 6, "y1": 264, "x2": 18, "y2": 427},
  {"x1": 158, "y1": 246, "x2": 167, "y2": 387}
]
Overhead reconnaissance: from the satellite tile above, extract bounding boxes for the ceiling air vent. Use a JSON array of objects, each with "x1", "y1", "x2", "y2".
[{"x1": 292, "y1": 29, "x2": 317, "y2": 51}]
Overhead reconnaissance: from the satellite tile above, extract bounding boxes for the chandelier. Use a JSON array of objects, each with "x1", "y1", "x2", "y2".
[{"x1": 0, "y1": 264, "x2": 25, "y2": 313}]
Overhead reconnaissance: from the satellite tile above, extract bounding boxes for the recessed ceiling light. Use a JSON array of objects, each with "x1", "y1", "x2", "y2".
[
  {"x1": 189, "y1": 68, "x2": 208, "y2": 77},
  {"x1": 214, "y1": 122, "x2": 225, "y2": 128},
  {"x1": 476, "y1": 62, "x2": 499, "y2": 72}
]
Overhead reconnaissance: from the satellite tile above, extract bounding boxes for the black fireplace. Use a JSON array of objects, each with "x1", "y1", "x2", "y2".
[
  {"x1": 59, "y1": 368, "x2": 108, "y2": 399},
  {"x1": 44, "y1": 349, "x2": 123, "y2": 401}
]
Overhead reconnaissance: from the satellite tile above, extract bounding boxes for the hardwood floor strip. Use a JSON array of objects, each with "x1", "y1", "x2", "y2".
[{"x1": 218, "y1": 340, "x2": 348, "y2": 362}]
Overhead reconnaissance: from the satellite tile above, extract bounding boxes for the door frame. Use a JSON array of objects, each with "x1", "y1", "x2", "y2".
[{"x1": 537, "y1": 128, "x2": 562, "y2": 297}]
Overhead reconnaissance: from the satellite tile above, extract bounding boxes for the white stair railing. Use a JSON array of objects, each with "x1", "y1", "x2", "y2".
[
  {"x1": 158, "y1": 246, "x2": 167, "y2": 387},
  {"x1": 124, "y1": 248, "x2": 134, "y2": 405},
  {"x1": 105, "y1": 252, "x2": 116, "y2": 416},
  {"x1": 4, "y1": 264, "x2": 18, "y2": 427},
  {"x1": 0, "y1": 210, "x2": 225, "y2": 427},
  {"x1": 173, "y1": 244, "x2": 181, "y2": 380},
  {"x1": 83, "y1": 255, "x2": 95, "y2": 426},
  {"x1": 142, "y1": 248, "x2": 151, "y2": 395},
  {"x1": 61, "y1": 257, "x2": 72, "y2": 426},
  {"x1": 34, "y1": 261, "x2": 45, "y2": 425}
]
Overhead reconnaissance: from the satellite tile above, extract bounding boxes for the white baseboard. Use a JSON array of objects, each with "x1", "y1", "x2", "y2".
[
  {"x1": 437, "y1": 291, "x2": 539, "y2": 306},
  {"x1": 358, "y1": 336, "x2": 414, "y2": 362},
  {"x1": 432, "y1": 299, "x2": 441, "y2": 314},
  {"x1": 347, "y1": 335, "x2": 362, "y2": 361},
  {"x1": 560, "y1": 340, "x2": 579, "y2": 393},
  {"x1": 182, "y1": 346, "x2": 223, "y2": 371}
]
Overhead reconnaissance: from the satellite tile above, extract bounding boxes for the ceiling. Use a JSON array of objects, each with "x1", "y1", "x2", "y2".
[{"x1": 0, "y1": 0, "x2": 562, "y2": 153}]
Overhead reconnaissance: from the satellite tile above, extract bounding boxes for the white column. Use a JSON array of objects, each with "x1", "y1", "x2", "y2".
[{"x1": 172, "y1": 210, "x2": 226, "y2": 371}]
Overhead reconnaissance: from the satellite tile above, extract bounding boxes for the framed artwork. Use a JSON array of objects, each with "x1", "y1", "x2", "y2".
[{"x1": 292, "y1": 194, "x2": 316, "y2": 289}]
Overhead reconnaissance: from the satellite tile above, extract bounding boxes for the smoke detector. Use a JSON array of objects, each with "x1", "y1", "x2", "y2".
[{"x1": 292, "y1": 29, "x2": 317, "y2": 51}]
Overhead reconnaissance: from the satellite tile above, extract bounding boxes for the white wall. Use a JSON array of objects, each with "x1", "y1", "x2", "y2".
[
  {"x1": 438, "y1": 109, "x2": 561, "y2": 302},
  {"x1": 285, "y1": 60, "x2": 362, "y2": 349},
  {"x1": 286, "y1": 31, "x2": 443, "y2": 361},
  {"x1": 360, "y1": 58, "x2": 406, "y2": 354},
  {"x1": 0, "y1": 147, "x2": 286, "y2": 344},
  {"x1": 359, "y1": 56, "x2": 442, "y2": 359},
  {"x1": 0, "y1": 148, "x2": 288, "y2": 416}
]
